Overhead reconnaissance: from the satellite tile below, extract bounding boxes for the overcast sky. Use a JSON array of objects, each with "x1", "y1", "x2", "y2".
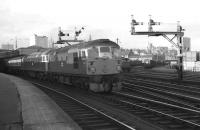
[{"x1": 0, "y1": 0, "x2": 200, "y2": 50}]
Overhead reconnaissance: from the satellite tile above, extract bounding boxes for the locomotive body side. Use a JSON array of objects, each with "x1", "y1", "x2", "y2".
[
  {"x1": 21, "y1": 50, "x2": 50, "y2": 78},
  {"x1": 7, "y1": 39, "x2": 122, "y2": 92},
  {"x1": 48, "y1": 47, "x2": 87, "y2": 75}
]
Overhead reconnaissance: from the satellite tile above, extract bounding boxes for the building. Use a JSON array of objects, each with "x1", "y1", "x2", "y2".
[
  {"x1": 168, "y1": 49, "x2": 177, "y2": 56},
  {"x1": 156, "y1": 46, "x2": 168, "y2": 55},
  {"x1": 183, "y1": 51, "x2": 200, "y2": 72},
  {"x1": 183, "y1": 37, "x2": 191, "y2": 52},
  {"x1": 30, "y1": 34, "x2": 48, "y2": 48},
  {"x1": 120, "y1": 49, "x2": 130, "y2": 58},
  {"x1": 1, "y1": 44, "x2": 14, "y2": 50},
  {"x1": 147, "y1": 43, "x2": 156, "y2": 54}
]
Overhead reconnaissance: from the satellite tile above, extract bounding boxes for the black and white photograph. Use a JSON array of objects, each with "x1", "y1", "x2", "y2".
[{"x1": 1, "y1": 0, "x2": 200, "y2": 130}]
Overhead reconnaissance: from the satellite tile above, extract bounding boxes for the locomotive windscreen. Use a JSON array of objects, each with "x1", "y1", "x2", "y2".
[{"x1": 100, "y1": 47, "x2": 110, "y2": 53}]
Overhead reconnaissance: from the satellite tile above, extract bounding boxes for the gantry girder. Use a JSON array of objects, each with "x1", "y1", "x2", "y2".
[{"x1": 131, "y1": 15, "x2": 185, "y2": 80}]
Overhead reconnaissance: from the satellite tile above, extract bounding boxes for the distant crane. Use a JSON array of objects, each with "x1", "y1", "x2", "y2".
[{"x1": 130, "y1": 15, "x2": 185, "y2": 80}]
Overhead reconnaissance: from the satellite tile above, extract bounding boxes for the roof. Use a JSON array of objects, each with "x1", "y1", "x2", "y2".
[
  {"x1": 81, "y1": 39, "x2": 120, "y2": 48},
  {"x1": 55, "y1": 39, "x2": 120, "y2": 54}
]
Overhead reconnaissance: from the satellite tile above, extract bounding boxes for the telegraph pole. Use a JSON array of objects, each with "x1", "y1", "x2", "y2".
[
  {"x1": 15, "y1": 37, "x2": 18, "y2": 50},
  {"x1": 116, "y1": 38, "x2": 119, "y2": 44},
  {"x1": 131, "y1": 15, "x2": 184, "y2": 80},
  {"x1": 177, "y1": 21, "x2": 184, "y2": 80}
]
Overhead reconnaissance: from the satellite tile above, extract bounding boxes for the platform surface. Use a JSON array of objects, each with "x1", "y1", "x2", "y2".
[
  {"x1": 0, "y1": 73, "x2": 22, "y2": 130},
  {"x1": 0, "y1": 73, "x2": 81, "y2": 130}
]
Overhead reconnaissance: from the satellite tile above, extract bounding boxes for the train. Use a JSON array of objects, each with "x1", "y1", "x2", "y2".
[{"x1": 7, "y1": 39, "x2": 122, "y2": 92}]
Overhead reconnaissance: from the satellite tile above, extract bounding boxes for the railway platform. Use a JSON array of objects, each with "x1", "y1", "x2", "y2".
[{"x1": 0, "y1": 73, "x2": 81, "y2": 130}]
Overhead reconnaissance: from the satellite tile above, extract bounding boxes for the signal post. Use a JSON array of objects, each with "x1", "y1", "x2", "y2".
[{"x1": 131, "y1": 15, "x2": 184, "y2": 80}]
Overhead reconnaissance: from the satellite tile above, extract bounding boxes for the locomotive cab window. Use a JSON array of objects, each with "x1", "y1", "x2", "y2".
[
  {"x1": 100, "y1": 47, "x2": 110, "y2": 53},
  {"x1": 99, "y1": 46, "x2": 112, "y2": 58}
]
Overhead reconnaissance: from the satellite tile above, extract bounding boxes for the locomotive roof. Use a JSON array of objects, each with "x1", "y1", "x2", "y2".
[
  {"x1": 81, "y1": 39, "x2": 120, "y2": 48},
  {"x1": 26, "y1": 49, "x2": 51, "y2": 58},
  {"x1": 55, "y1": 39, "x2": 120, "y2": 53},
  {"x1": 25, "y1": 39, "x2": 120, "y2": 57}
]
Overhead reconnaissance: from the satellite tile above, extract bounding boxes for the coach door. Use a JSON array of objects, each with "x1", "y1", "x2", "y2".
[{"x1": 73, "y1": 52, "x2": 79, "y2": 69}]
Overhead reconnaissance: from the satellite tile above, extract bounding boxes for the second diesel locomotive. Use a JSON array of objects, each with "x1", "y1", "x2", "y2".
[{"x1": 7, "y1": 39, "x2": 122, "y2": 92}]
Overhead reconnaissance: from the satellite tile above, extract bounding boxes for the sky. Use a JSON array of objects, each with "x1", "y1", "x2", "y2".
[{"x1": 0, "y1": 0, "x2": 200, "y2": 50}]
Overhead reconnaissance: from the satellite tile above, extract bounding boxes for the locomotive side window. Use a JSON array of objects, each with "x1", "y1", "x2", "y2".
[
  {"x1": 79, "y1": 51, "x2": 81, "y2": 58},
  {"x1": 82, "y1": 51, "x2": 86, "y2": 58},
  {"x1": 42, "y1": 56, "x2": 45, "y2": 62}
]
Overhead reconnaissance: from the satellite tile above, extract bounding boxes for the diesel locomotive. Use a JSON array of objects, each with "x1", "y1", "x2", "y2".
[{"x1": 7, "y1": 39, "x2": 122, "y2": 92}]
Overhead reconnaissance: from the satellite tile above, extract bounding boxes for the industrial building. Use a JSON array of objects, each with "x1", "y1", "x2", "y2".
[
  {"x1": 183, "y1": 51, "x2": 200, "y2": 71},
  {"x1": 1, "y1": 44, "x2": 14, "y2": 50},
  {"x1": 183, "y1": 37, "x2": 191, "y2": 52},
  {"x1": 30, "y1": 34, "x2": 48, "y2": 48}
]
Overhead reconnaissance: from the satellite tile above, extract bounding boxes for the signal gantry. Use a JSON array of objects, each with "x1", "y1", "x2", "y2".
[{"x1": 131, "y1": 15, "x2": 185, "y2": 80}]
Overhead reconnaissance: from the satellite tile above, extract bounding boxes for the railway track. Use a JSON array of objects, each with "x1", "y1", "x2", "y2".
[
  {"x1": 109, "y1": 91, "x2": 200, "y2": 130},
  {"x1": 29, "y1": 78, "x2": 200, "y2": 130},
  {"x1": 130, "y1": 70, "x2": 177, "y2": 80},
  {"x1": 32, "y1": 82, "x2": 135, "y2": 130},
  {"x1": 124, "y1": 76, "x2": 200, "y2": 97},
  {"x1": 129, "y1": 67, "x2": 200, "y2": 83},
  {"x1": 122, "y1": 77, "x2": 200, "y2": 110},
  {"x1": 122, "y1": 81, "x2": 200, "y2": 111}
]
